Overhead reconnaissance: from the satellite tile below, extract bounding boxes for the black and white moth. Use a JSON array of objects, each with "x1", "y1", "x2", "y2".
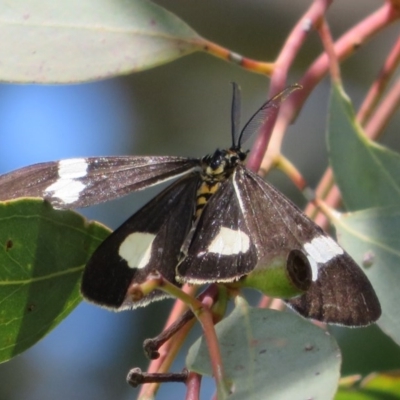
[{"x1": 0, "y1": 84, "x2": 381, "y2": 326}]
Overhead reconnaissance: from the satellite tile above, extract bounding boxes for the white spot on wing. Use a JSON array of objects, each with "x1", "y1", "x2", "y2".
[
  {"x1": 207, "y1": 227, "x2": 250, "y2": 256},
  {"x1": 119, "y1": 232, "x2": 156, "y2": 269},
  {"x1": 307, "y1": 257, "x2": 319, "y2": 282},
  {"x1": 304, "y1": 235, "x2": 344, "y2": 281},
  {"x1": 57, "y1": 158, "x2": 88, "y2": 179},
  {"x1": 45, "y1": 158, "x2": 88, "y2": 204}
]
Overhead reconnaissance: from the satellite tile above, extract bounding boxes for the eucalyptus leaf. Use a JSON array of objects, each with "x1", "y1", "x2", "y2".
[
  {"x1": 327, "y1": 83, "x2": 400, "y2": 211},
  {"x1": 334, "y1": 206, "x2": 400, "y2": 346},
  {"x1": 0, "y1": 0, "x2": 201, "y2": 83},
  {"x1": 187, "y1": 299, "x2": 341, "y2": 400},
  {"x1": 336, "y1": 371, "x2": 400, "y2": 399},
  {"x1": 0, "y1": 198, "x2": 110, "y2": 362}
]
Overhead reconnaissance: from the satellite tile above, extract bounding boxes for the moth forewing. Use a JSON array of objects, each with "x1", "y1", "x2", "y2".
[
  {"x1": 177, "y1": 175, "x2": 258, "y2": 284},
  {"x1": 81, "y1": 173, "x2": 200, "y2": 310},
  {"x1": 0, "y1": 156, "x2": 199, "y2": 209}
]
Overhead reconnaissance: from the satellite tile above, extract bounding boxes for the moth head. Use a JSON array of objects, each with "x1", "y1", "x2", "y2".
[{"x1": 202, "y1": 148, "x2": 247, "y2": 180}]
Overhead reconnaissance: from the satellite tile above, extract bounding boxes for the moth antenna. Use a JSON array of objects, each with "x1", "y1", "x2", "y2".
[
  {"x1": 238, "y1": 84, "x2": 302, "y2": 148},
  {"x1": 230, "y1": 82, "x2": 242, "y2": 149}
]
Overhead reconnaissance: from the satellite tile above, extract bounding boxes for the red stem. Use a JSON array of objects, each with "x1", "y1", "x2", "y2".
[
  {"x1": 358, "y1": 36, "x2": 400, "y2": 125},
  {"x1": 317, "y1": 18, "x2": 341, "y2": 84},
  {"x1": 365, "y1": 78, "x2": 400, "y2": 138},
  {"x1": 263, "y1": 1, "x2": 399, "y2": 178},
  {"x1": 246, "y1": 0, "x2": 334, "y2": 172},
  {"x1": 185, "y1": 372, "x2": 202, "y2": 400},
  {"x1": 292, "y1": 2, "x2": 399, "y2": 130}
]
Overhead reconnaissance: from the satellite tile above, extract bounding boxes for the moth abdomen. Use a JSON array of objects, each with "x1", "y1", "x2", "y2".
[{"x1": 194, "y1": 181, "x2": 221, "y2": 220}]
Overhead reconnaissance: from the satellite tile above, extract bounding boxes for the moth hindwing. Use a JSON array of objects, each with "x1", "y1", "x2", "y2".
[{"x1": 0, "y1": 83, "x2": 380, "y2": 326}]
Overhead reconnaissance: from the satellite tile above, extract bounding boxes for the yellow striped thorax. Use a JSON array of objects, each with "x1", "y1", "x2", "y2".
[{"x1": 194, "y1": 147, "x2": 247, "y2": 220}]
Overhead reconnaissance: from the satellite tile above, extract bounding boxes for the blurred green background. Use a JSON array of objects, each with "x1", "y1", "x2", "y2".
[{"x1": 0, "y1": 1, "x2": 399, "y2": 399}]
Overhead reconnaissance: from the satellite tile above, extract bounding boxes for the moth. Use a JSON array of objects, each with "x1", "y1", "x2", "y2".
[{"x1": 0, "y1": 84, "x2": 381, "y2": 326}]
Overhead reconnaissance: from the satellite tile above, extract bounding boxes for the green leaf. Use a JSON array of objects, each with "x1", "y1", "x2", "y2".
[
  {"x1": 0, "y1": 0, "x2": 201, "y2": 83},
  {"x1": 238, "y1": 250, "x2": 311, "y2": 299},
  {"x1": 187, "y1": 299, "x2": 341, "y2": 400},
  {"x1": 336, "y1": 371, "x2": 400, "y2": 400},
  {"x1": 0, "y1": 198, "x2": 110, "y2": 362},
  {"x1": 334, "y1": 206, "x2": 400, "y2": 346},
  {"x1": 327, "y1": 83, "x2": 400, "y2": 211}
]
